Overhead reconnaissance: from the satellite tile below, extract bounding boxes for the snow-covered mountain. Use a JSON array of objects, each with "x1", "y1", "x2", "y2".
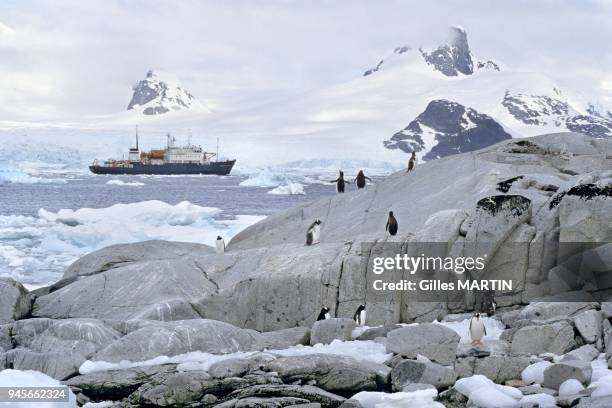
[
  {"x1": 2, "y1": 26, "x2": 611, "y2": 174},
  {"x1": 127, "y1": 70, "x2": 209, "y2": 115},
  {"x1": 362, "y1": 26, "x2": 612, "y2": 158}
]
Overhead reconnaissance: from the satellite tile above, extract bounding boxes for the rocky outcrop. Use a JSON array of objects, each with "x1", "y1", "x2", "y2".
[
  {"x1": 310, "y1": 319, "x2": 355, "y2": 346},
  {"x1": 385, "y1": 324, "x2": 460, "y2": 365},
  {"x1": 420, "y1": 26, "x2": 473, "y2": 76},
  {"x1": 390, "y1": 359, "x2": 457, "y2": 391},
  {"x1": 0, "y1": 278, "x2": 31, "y2": 324},
  {"x1": 383, "y1": 99, "x2": 511, "y2": 159}
]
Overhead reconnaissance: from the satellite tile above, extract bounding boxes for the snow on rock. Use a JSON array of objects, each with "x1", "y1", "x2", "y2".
[
  {"x1": 521, "y1": 361, "x2": 553, "y2": 385},
  {"x1": 559, "y1": 378, "x2": 585, "y2": 396},
  {"x1": 0, "y1": 200, "x2": 263, "y2": 286},
  {"x1": 352, "y1": 389, "x2": 444, "y2": 408},
  {"x1": 454, "y1": 375, "x2": 522, "y2": 407},
  {"x1": 80, "y1": 339, "x2": 391, "y2": 375},
  {"x1": 0, "y1": 369, "x2": 77, "y2": 407},
  {"x1": 127, "y1": 70, "x2": 208, "y2": 115},
  {"x1": 518, "y1": 393, "x2": 556, "y2": 407},
  {"x1": 105, "y1": 179, "x2": 145, "y2": 186},
  {"x1": 268, "y1": 182, "x2": 305, "y2": 195}
]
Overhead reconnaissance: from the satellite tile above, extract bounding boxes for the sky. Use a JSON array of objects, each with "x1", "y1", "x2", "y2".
[{"x1": 1, "y1": 0, "x2": 611, "y2": 122}]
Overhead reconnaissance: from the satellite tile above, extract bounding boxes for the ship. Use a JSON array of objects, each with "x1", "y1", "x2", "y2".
[{"x1": 89, "y1": 131, "x2": 235, "y2": 175}]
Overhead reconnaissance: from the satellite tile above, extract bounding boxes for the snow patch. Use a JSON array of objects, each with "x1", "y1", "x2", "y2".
[
  {"x1": 455, "y1": 375, "x2": 522, "y2": 407},
  {"x1": 521, "y1": 361, "x2": 553, "y2": 385},
  {"x1": 0, "y1": 369, "x2": 77, "y2": 407},
  {"x1": 558, "y1": 379, "x2": 585, "y2": 396},
  {"x1": 105, "y1": 179, "x2": 145, "y2": 186},
  {"x1": 352, "y1": 389, "x2": 444, "y2": 408}
]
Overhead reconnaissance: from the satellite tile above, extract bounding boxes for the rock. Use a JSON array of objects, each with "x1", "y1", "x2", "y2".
[
  {"x1": 543, "y1": 360, "x2": 592, "y2": 390},
  {"x1": 130, "y1": 371, "x2": 284, "y2": 407},
  {"x1": 92, "y1": 319, "x2": 263, "y2": 363},
  {"x1": 576, "y1": 396, "x2": 612, "y2": 407},
  {"x1": 33, "y1": 258, "x2": 216, "y2": 321},
  {"x1": 0, "y1": 324, "x2": 11, "y2": 351},
  {"x1": 557, "y1": 182, "x2": 612, "y2": 242},
  {"x1": 460, "y1": 194, "x2": 532, "y2": 270},
  {"x1": 355, "y1": 325, "x2": 402, "y2": 341},
  {"x1": 265, "y1": 355, "x2": 389, "y2": 394},
  {"x1": 0, "y1": 278, "x2": 31, "y2": 324},
  {"x1": 338, "y1": 400, "x2": 362, "y2": 408},
  {"x1": 390, "y1": 359, "x2": 457, "y2": 391},
  {"x1": 509, "y1": 321, "x2": 576, "y2": 355},
  {"x1": 310, "y1": 319, "x2": 355, "y2": 346},
  {"x1": 260, "y1": 327, "x2": 310, "y2": 349},
  {"x1": 223, "y1": 385, "x2": 346, "y2": 408},
  {"x1": 574, "y1": 310, "x2": 603, "y2": 344},
  {"x1": 473, "y1": 356, "x2": 531, "y2": 383},
  {"x1": 7, "y1": 348, "x2": 84, "y2": 380},
  {"x1": 209, "y1": 359, "x2": 252, "y2": 379},
  {"x1": 64, "y1": 365, "x2": 176, "y2": 401},
  {"x1": 560, "y1": 345, "x2": 600, "y2": 362},
  {"x1": 10, "y1": 318, "x2": 55, "y2": 348},
  {"x1": 386, "y1": 324, "x2": 460, "y2": 365},
  {"x1": 400, "y1": 383, "x2": 437, "y2": 392},
  {"x1": 517, "y1": 302, "x2": 597, "y2": 322},
  {"x1": 224, "y1": 397, "x2": 312, "y2": 408},
  {"x1": 602, "y1": 303, "x2": 612, "y2": 319},
  {"x1": 420, "y1": 26, "x2": 474, "y2": 77},
  {"x1": 518, "y1": 385, "x2": 557, "y2": 396},
  {"x1": 63, "y1": 240, "x2": 212, "y2": 279}
]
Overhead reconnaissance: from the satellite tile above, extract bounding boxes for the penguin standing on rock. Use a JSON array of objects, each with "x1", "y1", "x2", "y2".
[
  {"x1": 317, "y1": 307, "x2": 331, "y2": 321},
  {"x1": 306, "y1": 219, "x2": 322, "y2": 246},
  {"x1": 353, "y1": 304, "x2": 366, "y2": 326},
  {"x1": 215, "y1": 236, "x2": 225, "y2": 254},
  {"x1": 407, "y1": 152, "x2": 417, "y2": 172},
  {"x1": 353, "y1": 170, "x2": 372, "y2": 189},
  {"x1": 386, "y1": 211, "x2": 398, "y2": 236},
  {"x1": 469, "y1": 312, "x2": 486, "y2": 346},
  {"x1": 331, "y1": 171, "x2": 347, "y2": 193}
]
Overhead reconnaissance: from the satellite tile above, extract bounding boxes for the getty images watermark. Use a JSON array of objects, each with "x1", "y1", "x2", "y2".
[{"x1": 361, "y1": 241, "x2": 612, "y2": 302}]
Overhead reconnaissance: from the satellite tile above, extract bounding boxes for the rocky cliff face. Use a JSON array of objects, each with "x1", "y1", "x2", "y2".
[
  {"x1": 420, "y1": 26, "x2": 474, "y2": 77},
  {"x1": 127, "y1": 70, "x2": 198, "y2": 115},
  {"x1": 383, "y1": 99, "x2": 512, "y2": 159}
]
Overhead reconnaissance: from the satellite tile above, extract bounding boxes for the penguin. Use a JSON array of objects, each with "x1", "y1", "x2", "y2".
[
  {"x1": 331, "y1": 170, "x2": 347, "y2": 193},
  {"x1": 386, "y1": 211, "x2": 398, "y2": 236},
  {"x1": 407, "y1": 152, "x2": 417, "y2": 172},
  {"x1": 469, "y1": 312, "x2": 487, "y2": 346},
  {"x1": 353, "y1": 304, "x2": 366, "y2": 326},
  {"x1": 215, "y1": 236, "x2": 225, "y2": 254},
  {"x1": 306, "y1": 219, "x2": 322, "y2": 246},
  {"x1": 354, "y1": 170, "x2": 372, "y2": 189},
  {"x1": 317, "y1": 307, "x2": 331, "y2": 321}
]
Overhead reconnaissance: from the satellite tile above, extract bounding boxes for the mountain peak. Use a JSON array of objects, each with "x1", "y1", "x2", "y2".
[
  {"x1": 419, "y1": 26, "x2": 473, "y2": 76},
  {"x1": 127, "y1": 70, "x2": 200, "y2": 115}
]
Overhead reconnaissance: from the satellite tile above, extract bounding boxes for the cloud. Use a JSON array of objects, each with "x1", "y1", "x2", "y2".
[{"x1": 0, "y1": 0, "x2": 611, "y2": 121}]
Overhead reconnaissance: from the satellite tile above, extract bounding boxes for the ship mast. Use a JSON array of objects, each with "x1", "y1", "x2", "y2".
[
  {"x1": 135, "y1": 125, "x2": 139, "y2": 150},
  {"x1": 216, "y1": 137, "x2": 219, "y2": 162}
]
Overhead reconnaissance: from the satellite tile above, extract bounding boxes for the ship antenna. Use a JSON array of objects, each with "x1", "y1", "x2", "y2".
[
  {"x1": 216, "y1": 137, "x2": 219, "y2": 162},
  {"x1": 135, "y1": 125, "x2": 139, "y2": 150}
]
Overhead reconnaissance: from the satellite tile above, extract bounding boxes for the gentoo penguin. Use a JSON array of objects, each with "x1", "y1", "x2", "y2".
[
  {"x1": 306, "y1": 219, "x2": 322, "y2": 246},
  {"x1": 331, "y1": 171, "x2": 347, "y2": 193},
  {"x1": 407, "y1": 152, "x2": 417, "y2": 172},
  {"x1": 317, "y1": 307, "x2": 331, "y2": 321},
  {"x1": 354, "y1": 170, "x2": 372, "y2": 189},
  {"x1": 386, "y1": 211, "x2": 398, "y2": 236},
  {"x1": 215, "y1": 236, "x2": 225, "y2": 254},
  {"x1": 353, "y1": 304, "x2": 366, "y2": 326},
  {"x1": 469, "y1": 313, "x2": 487, "y2": 346}
]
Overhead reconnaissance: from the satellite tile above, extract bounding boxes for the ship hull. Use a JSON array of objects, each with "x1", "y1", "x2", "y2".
[{"x1": 89, "y1": 160, "x2": 236, "y2": 175}]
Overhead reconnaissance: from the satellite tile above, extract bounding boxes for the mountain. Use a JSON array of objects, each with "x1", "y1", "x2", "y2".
[
  {"x1": 127, "y1": 70, "x2": 207, "y2": 115},
  {"x1": 361, "y1": 26, "x2": 612, "y2": 158}
]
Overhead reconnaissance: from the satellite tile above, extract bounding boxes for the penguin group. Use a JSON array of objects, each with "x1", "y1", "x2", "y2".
[
  {"x1": 330, "y1": 170, "x2": 372, "y2": 193},
  {"x1": 316, "y1": 305, "x2": 367, "y2": 327}
]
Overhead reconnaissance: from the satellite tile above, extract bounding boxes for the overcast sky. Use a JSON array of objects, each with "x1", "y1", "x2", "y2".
[{"x1": 1, "y1": 0, "x2": 611, "y2": 121}]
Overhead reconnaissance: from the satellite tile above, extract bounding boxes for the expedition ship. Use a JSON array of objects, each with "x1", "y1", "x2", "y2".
[{"x1": 89, "y1": 132, "x2": 235, "y2": 175}]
